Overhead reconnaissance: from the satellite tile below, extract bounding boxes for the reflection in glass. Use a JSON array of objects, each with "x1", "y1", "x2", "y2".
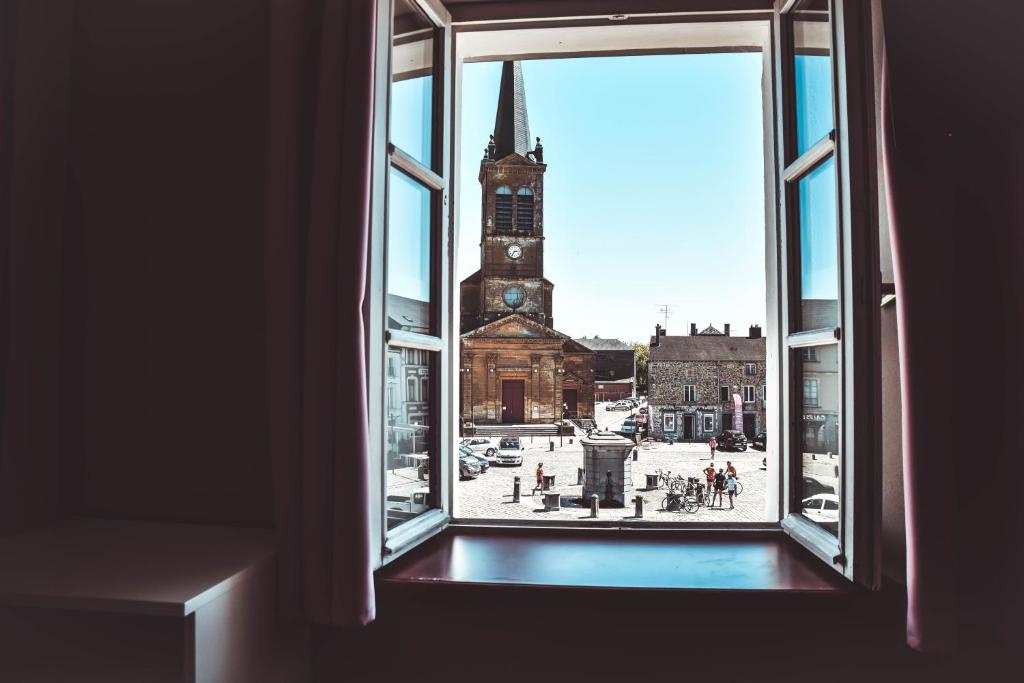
[
  {"x1": 797, "y1": 343, "x2": 840, "y2": 535},
  {"x1": 792, "y1": 1, "x2": 833, "y2": 154},
  {"x1": 386, "y1": 349, "x2": 434, "y2": 530},
  {"x1": 387, "y1": 167, "x2": 432, "y2": 333},
  {"x1": 391, "y1": 0, "x2": 434, "y2": 166},
  {"x1": 796, "y1": 157, "x2": 839, "y2": 331}
]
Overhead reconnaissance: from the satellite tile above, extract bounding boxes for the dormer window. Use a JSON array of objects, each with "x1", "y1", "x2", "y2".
[
  {"x1": 495, "y1": 185, "x2": 513, "y2": 231},
  {"x1": 515, "y1": 187, "x2": 534, "y2": 232}
]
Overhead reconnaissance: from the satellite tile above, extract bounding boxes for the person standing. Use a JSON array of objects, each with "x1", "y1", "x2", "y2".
[
  {"x1": 712, "y1": 468, "x2": 726, "y2": 507},
  {"x1": 726, "y1": 461, "x2": 737, "y2": 478},
  {"x1": 535, "y1": 463, "x2": 544, "y2": 493},
  {"x1": 726, "y1": 472, "x2": 738, "y2": 509},
  {"x1": 704, "y1": 463, "x2": 716, "y2": 502},
  {"x1": 709, "y1": 436, "x2": 717, "y2": 459}
]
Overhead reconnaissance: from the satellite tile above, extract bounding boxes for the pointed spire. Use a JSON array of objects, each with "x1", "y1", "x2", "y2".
[{"x1": 491, "y1": 61, "x2": 531, "y2": 160}]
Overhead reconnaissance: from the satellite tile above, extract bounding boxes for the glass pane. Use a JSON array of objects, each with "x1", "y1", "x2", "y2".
[
  {"x1": 391, "y1": 0, "x2": 434, "y2": 166},
  {"x1": 796, "y1": 156, "x2": 839, "y2": 331},
  {"x1": 792, "y1": 0, "x2": 833, "y2": 155},
  {"x1": 386, "y1": 348, "x2": 435, "y2": 530},
  {"x1": 796, "y1": 343, "x2": 841, "y2": 535},
  {"x1": 387, "y1": 167, "x2": 433, "y2": 334}
]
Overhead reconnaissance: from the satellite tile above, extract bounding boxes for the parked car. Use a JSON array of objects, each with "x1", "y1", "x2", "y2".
[
  {"x1": 459, "y1": 452, "x2": 481, "y2": 480},
  {"x1": 617, "y1": 418, "x2": 638, "y2": 436},
  {"x1": 460, "y1": 437, "x2": 496, "y2": 460},
  {"x1": 495, "y1": 436, "x2": 525, "y2": 466},
  {"x1": 459, "y1": 445, "x2": 489, "y2": 473},
  {"x1": 801, "y1": 493, "x2": 840, "y2": 526},
  {"x1": 802, "y1": 476, "x2": 835, "y2": 498},
  {"x1": 387, "y1": 487, "x2": 429, "y2": 515},
  {"x1": 752, "y1": 431, "x2": 766, "y2": 450},
  {"x1": 717, "y1": 430, "x2": 748, "y2": 451},
  {"x1": 608, "y1": 401, "x2": 633, "y2": 411}
]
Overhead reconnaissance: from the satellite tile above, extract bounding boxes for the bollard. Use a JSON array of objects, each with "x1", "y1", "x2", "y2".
[
  {"x1": 549, "y1": 441, "x2": 554, "y2": 451},
  {"x1": 513, "y1": 476, "x2": 521, "y2": 503},
  {"x1": 590, "y1": 494, "x2": 599, "y2": 518},
  {"x1": 569, "y1": 438, "x2": 573, "y2": 445},
  {"x1": 577, "y1": 467, "x2": 584, "y2": 485},
  {"x1": 634, "y1": 495, "x2": 644, "y2": 519},
  {"x1": 632, "y1": 447, "x2": 638, "y2": 461}
]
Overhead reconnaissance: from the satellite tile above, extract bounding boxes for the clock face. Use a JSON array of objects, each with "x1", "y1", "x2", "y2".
[
  {"x1": 502, "y1": 286, "x2": 525, "y2": 309},
  {"x1": 506, "y1": 244, "x2": 523, "y2": 259}
]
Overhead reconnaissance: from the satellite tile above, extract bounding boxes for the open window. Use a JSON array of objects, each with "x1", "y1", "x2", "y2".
[
  {"x1": 370, "y1": 0, "x2": 453, "y2": 560},
  {"x1": 370, "y1": 0, "x2": 879, "y2": 588},
  {"x1": 772, "y1": 0, "x2": 880, "y2": 585}
]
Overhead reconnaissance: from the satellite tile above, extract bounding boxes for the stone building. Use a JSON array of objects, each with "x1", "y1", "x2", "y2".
[
  {"x1": 573, "y1": 336, "x2": 635, "y2": 401},
  {"x1": 647, "y1": 323, "x2": 766, "y2": 442},
  {"x1": 459, "y1": 62, "x2": 594, "y2": 426}
]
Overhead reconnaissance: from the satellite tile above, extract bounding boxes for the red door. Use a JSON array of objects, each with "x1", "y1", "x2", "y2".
[
  {"x1": 562, "y1": 389, "x2": 578, "y2": 418},
  {"x1": 502, "y1": 380, "x2": 525, "y2": 423}
]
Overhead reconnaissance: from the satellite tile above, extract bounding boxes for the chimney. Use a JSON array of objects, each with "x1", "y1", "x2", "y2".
[
  {"x1": 724, "y1": 323, "x2": 731, "y2": 336},
  {"x1": 653, "y1": 324, "x2": 661, "y2": 346},
  {"x1": 690, "y1": 323, "x2": 697, "y2": 336},
  {"x1": 749, "y1": 325, "x2": 762, "y2": 339}
]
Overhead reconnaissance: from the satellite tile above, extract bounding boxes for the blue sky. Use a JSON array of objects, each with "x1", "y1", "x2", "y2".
[{"x1": 457, "y1": 54, "x2": 768, "y2": 345}]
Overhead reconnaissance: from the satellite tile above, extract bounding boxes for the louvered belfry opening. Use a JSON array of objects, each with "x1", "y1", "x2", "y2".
[
  {"x1": 495, "y1": 186, "x2": 513, "y2": 231},
  {"x1": 515, "y1": 188, "x2": 533, "y2": 232}
]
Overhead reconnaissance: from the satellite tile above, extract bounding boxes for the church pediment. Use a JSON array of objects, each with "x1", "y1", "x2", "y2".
[
  {"x1": 493, "y1": 152, "x2": 539, "y2": 166},
  {"x1": 463, "y1": 314, "x2": 564, "y2": 340}
]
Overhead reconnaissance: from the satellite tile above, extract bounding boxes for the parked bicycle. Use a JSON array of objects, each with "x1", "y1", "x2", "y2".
[{"x1": 661, "y1": 477, "x2": 706, "y2": 513}]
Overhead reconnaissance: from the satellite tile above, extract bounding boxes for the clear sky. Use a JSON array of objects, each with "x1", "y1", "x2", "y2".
[{"x1": 457, "y1": 53, "x2": 768, "y2": 345}]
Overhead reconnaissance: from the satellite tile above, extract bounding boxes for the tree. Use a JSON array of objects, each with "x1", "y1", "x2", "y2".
[{"x1": 634, "y1": 342, "x2": 649, "y2": 394}]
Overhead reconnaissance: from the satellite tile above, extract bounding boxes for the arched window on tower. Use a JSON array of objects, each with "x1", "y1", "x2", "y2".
[
  {"x1": 494, "y1": 186, "x2": 513, "y2": 231},
  {"x1": 515, "y1": 187, "x2": 534, "y2": 232}
]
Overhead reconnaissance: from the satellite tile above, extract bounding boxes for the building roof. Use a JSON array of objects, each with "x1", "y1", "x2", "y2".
[
  {"x1": 573, "y1": 336, "x2": 634, "y2": 352},
  {"x1": 388, "y1": 294, "x2": 429, "y2": 334},
  {"x1": 492, "y1": 61, "x2": 532, "y2": 160},
  {"x1": 650, "y1": 335, "x2": 766, "y2": 362}
]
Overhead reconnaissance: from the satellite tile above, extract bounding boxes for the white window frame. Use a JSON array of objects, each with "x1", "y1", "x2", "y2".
[
  {"x1": 363, "y1": 2, "x2": 879, "y2": 588},
  {"x1": 369, "y1": 0, "x2": 453, "y2": 566},
  {"x1": 683, "y1": 384, "x2": 697, "y2": 402},
  {"x1": 663, "y1": 412, "x2": 677, "y2": 433},
  {"x1": 742, "y1": 385, "x2": 756, "y2": 403},
  {"x1": 745, "y1": 362, "x2": 757, "y2": 376},
  {"x1": 703, "y1": 414, "x2": 714, "y2": 433}
]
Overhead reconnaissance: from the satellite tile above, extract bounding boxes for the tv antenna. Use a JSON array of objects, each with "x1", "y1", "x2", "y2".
[{"x1": 656, "y1": 304, "x2": 673, "y2": 330}]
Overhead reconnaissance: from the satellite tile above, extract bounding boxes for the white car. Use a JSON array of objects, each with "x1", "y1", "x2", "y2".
[
  {"x1": 460, "y1": 437, "x2": 497, "y2": 461},
  {"x1": 607, "y1": 401, "x2": 633, "y2": 411},
  {"x1": 801, "y1": 493, "x2": 840, "y2": 525},
  {"x1": 495, "y1": 436, "x2": 525, "y2": 466}
]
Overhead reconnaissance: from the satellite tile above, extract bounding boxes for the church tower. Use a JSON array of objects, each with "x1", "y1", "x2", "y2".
[{"x1": 460, "y1": 61, "x2": 551, "y2": 333}]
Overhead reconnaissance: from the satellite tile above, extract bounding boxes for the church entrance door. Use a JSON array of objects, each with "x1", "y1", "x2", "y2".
[
  {"x1": 502, "y1": 380, "x2": 525, "y2": 423},
  {"x1": 562, "y1": 389, "x2": 578, "y2": 418}
]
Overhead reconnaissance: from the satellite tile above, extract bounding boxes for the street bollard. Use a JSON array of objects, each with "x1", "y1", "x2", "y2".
[
  {"x1": 577, "y1": 467, "x2": 584, "y2": 485},
  {"x1": 634, "y1": 496, "x2": 644, "y2": 519},
  {"x1": 632, "y1": 447, "x2": 638, "y2": 461},
  {"x1": 590, "y1": 494, "x2": 599, "y2": 518},
  {"x1": 513, "y1": 476, "x2": 521, "y2": 503},
  {"x1": 569, "y1": 438, "x2": 573, "y2": 445},
  {"x1": 549, "y1": 441, "x2": 554, "y2": 451}
]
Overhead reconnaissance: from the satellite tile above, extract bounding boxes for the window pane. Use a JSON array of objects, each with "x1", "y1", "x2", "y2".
[
  {"x1": 792, "y1": 0, "x2": 833, "y2": 155},
  {"x1": 386, "y1": 348, "x2": 435, "y2": 530},
  {"x1": 391, "y1": 0, "x2": 434, "y2": 166},
  {"x1": 796, "y1": 157, "x2": 839, "y2": 331},
  {"x1": 796, "y1": 343, "x2": 840, "y2": 536},
  {"x1": 387, "y1": 167, "x2": 433, "y2": 333}
]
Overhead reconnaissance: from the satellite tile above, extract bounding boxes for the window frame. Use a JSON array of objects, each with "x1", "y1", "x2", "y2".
[
  {"x1": 772, "y1": 0, "x2": 881, "y2": 585},
  {"x1": 683, "y1": 384, "x2": 697, "y2": 403},
  {"x1": 743, "y1": 385, "x2": 756, "y2": 403},
  {"x1": 369, "y1": 0, "x2": 454, "y2": 565},
  {"x1": 366, "y1": 2, "x2": 879, "y2": 585}
]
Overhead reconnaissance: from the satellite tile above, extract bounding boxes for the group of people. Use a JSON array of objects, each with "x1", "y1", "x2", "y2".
[{"x1": 703, "y1": 461, "x2": 739, "y2": 508}]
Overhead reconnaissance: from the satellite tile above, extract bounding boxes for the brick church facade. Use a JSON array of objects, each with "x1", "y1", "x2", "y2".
[{"x1": 460, "y1": 62, "x2": 594, "y2": 426}]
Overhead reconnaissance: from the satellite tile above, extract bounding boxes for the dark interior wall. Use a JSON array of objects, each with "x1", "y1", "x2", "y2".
[{"x1": 59, "y1": 0, "x2": 273, "y2": 526}]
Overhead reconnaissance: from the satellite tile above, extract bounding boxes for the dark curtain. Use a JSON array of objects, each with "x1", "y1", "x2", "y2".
[
  {"x1": 0, "y1": 0, "x2": 75, "y2": 537},
  {"x1": 267, "y1": 0, "x2": 377, "y2": 626},
  {"x1": 883, "y1": 0, "x2": 1024, "y2": 655}
]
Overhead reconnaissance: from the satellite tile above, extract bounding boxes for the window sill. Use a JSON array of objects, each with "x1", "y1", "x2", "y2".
[{"x1": 377, "y1": 526, "x2": 848, "y2": 594}]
